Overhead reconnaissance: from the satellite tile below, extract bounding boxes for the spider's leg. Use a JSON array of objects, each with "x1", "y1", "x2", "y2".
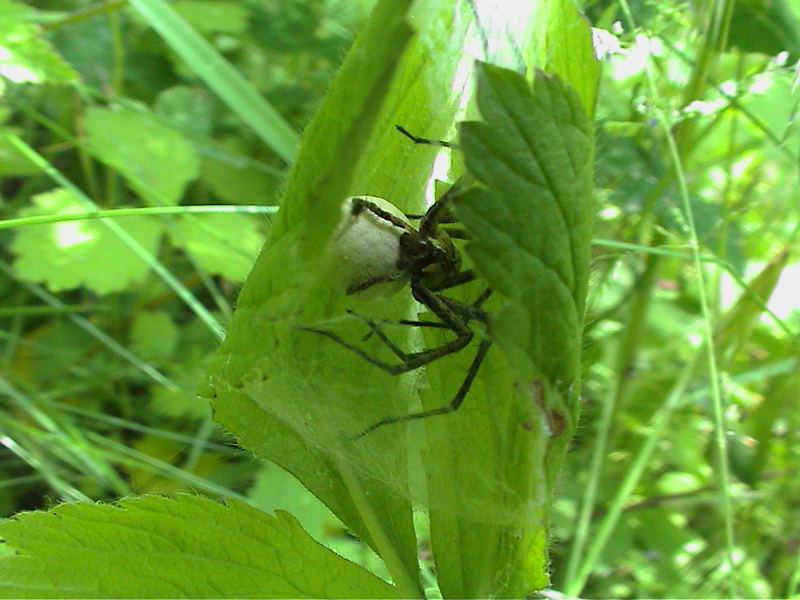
[
  {"x1": 344, "y1": 311, "x2": 409, "y2": 359},
  {"x1": 412, "y1": 278, "x2": 489, "y2": 328},
  {"x1": 419, "y1": 178, "x2": 469, "y2": 237},
  {"x1": 346, "y1": 272, "x2": 405, "y2": 295},
  {"x1": 438, "y1": 294, "x2": 491, "y2": 324},
  {"x1": 301, "y1": 281, "x2": 476, "y2": 373},
  {"x1": 358, "y1": 319, "x2": 448, "y2": 342},
  {"x1": 395, "y1": 318, "x2": 450, "y2": 328},
  {"x1": 404, "y1": 213, "x2": 460, "y2": 225},
  {"x1": 349, "y1": 197, "x2": 414, "y2": 232},
  {"x1": 352, "y1": 337, "x2": 492, "y2": 438},
  {"x1": 427, "y1": 269, "x2": 476, "y2": 293},
  {"x1": 394, "y1": 125, "x2": 457, "y2": 148},
  {"x1": 347, "y1": 311, "x2": 449, "y2": 342},
  {"x1": 442, "y1": 226, "x2": 469, "y2": 239},
  {"x1": 472, "y1": 287, "x2": 493, "y2": 309},
  {"x1": 350, "y1": 286, "x2": 489, "y2": 344},
  {"x1": 411, "y1": 280, "x2": 470, "y2": 337},
  {"x1": 298, "y1": 323, "x2": 473, "y2": 375}
]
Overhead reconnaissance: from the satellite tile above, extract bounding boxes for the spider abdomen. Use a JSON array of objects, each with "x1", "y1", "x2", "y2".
[{"x1": 327, "y1": 195, "x2": 410, "y2": 298}]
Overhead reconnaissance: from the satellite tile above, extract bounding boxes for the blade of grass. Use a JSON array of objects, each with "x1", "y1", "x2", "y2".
[
  {"x1": 0, "y1": 260, "x2": 178, "y2": 392},
  {"x1": 0, "y1": 379, "x2": 133, "y2": 498},
  {"x1": 0, "y1": 205, "x2": 277, "y2": 231},
  {"x1": 127, "y1": 0, "x2": 300, "y2": 163},
  {"x1": 565, "y1": 0, "x2": 738, "y2": 590},
  {"x1": 85, "y1": 432, "x2": 253, "y2": 503},
  {"x1": 40, "y1": 397, "x2": 238, "y2": 455},
  {"x1": 563, "y1": 351, "x2": 701, "y2": 595},
  {"x1": 661, "y1": 106, "x2": 737, "y2": 597},
  {"x1": 0, "y1": 305, "x2": 108, "y2": 318},
  {"x1": 0, "y1": 419, "x2": 92, "y2": 503},
  {"x1": 594, "y1": 239, "x2": 794, "y2": 337}
]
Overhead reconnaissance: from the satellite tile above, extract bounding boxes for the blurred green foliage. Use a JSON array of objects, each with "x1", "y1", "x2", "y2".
[
  {"x1": 0, "y1": 0, "x2": 799, "y2": 598},
  {"x1": 0, "y1": 0, "x2": 362, "y2": 522}
]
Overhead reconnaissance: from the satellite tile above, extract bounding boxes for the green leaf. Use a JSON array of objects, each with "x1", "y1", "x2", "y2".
[
  {"x1": 0, "y1": 0, "x2": 78, "y2": 86},
  {"x1": 172, "y1": 1, "x2": 251, "y2": 35},
  {"x1": 422, "y1": 65, "x2": 594, "y2": 598},
  {"x1": 0, "y1": 495, "x2": 401, "y2": 599},
  {"x1": 46, "y1": 11, "x2": 112, "y2": 89},
  {"x1": 170, "y1": 212, "x2": 264, "y2": 282},
  {"x1": 84, "y1": 106, "x2": 200, "y2": 205},
  {"x1": 727, "y1": 0, "x2": 800, "y2": 57},
  {"x1": 198, "y1": 146, "x2": 282, "y2": 205},
  {"x1": 536, "y1": 0, "x2": 600, "y2": 116},
  {"x1": 202, "y1": 0, "x2": 497, "y2": 594},
  {"x1": 457, "y1": 65, "x2": 594, "y2": 401},
  {"x1": 0, "y1": 127, "x2": 40, "y2": 176},
  {"x1": 154, "y1": 86, "x2": 216, "y2": 136},
  {"x1": 130, "y1": 310, "x2": 178, "y2": 362},
  {"x1": 11, "y1": 189, "x2": 163, "y2": 294}
]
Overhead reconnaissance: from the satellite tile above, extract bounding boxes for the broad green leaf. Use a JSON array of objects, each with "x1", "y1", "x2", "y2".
[
  {"x1": 0, "y1": 495, "x2": 401, "y2": 599},
  {"x1": 154, "y1": 86, "x2": 216, "y2": 135},
  {"x1": 198, "y1": 147, "x2": 282, "y2": 205},
  {"x1": 424, "y1": 64, "x2": 594, "y2": 598},
  {"x1": 536, "y1": 0, "x2": 600, "y2": 116},
  {"x1": 172, "y1": 1, "x2": 251, "y2": 34},
  {"x1": 11, "y1": 189, "x2": 163, "y2": 294},
  {"x1": 130, "y1": 310, "x2": 178, "y2": 362},
  {"x1": 0, "y1": 0, "x2": 77, "y2": 86},
  {"x1": 246, "y1": 464, "x2": 390, "y2": 578},
  {"x1": 203, "y1": 0, "x2": 422, "y2": 593},
  {"x1": 727, "y1": 0, "x2": 800, "y2": 57},
  {"x1": 0, "y1": 127, "x2": 40, "y2": 176},
  {"x1": 170, "y1": 212, "x2": 264, "y2": 281},
  {"x1": 47, "y1": 12, "x2": 112, "y2": 89},
  {"x1": 83, "y1": 106, "x2": 200, "y2": 205},
  {"x1": 458, "y1": 65, "x2": 594, "y2": 405}
]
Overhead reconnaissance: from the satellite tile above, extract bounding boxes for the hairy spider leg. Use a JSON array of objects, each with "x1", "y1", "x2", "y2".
[
  {"x1": 441, "y1": 227, "x2": 469, "y2": 239},
  {"x1": 395, "y1": 124, "x2": 465, "y2": 224},
  {"x1": 300, "y1": 293, "x2": 476, "y2": 376},
  {"x1": 346, "y1": 285, "x2": 493, "y2": 439},
  {"x1": 346, "y1": 271, "x2": 405, "y2": 295},
  {"x1": 427, "y1": 268, "x2": 477, "y2": 292},
  {"x1": 349, "y1": 286, "x2": 491, "y2": 350},
  {"x1": 394, "y1": 124, "x2": 457, "y2": 148},
  {"x1": 419, "y1": 176, "x2": 468, "y2": 238},
  {"x1": 352, "y1": 337, "x2": 492, "y2": 439},
  {"x1": 348, "y1": 196, "x2": 415, "y2": 233}
]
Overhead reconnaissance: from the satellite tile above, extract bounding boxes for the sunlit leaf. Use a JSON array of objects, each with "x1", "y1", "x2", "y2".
[
  {"x1": 11, "y1": 189, "x2": 163, "y2": 294},
  {"x1": 0, "y1": 495, "x2": 401, "y2": 599}
]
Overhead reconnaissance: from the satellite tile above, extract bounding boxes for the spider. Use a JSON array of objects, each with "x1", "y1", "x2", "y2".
[{"x1": 303, "y1": 126, "x2": 492, "y2": 438}]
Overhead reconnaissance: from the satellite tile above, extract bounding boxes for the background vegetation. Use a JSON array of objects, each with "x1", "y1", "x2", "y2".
[{"x1": 0, "y1": 0, "x2": 798, "y2": 598}]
